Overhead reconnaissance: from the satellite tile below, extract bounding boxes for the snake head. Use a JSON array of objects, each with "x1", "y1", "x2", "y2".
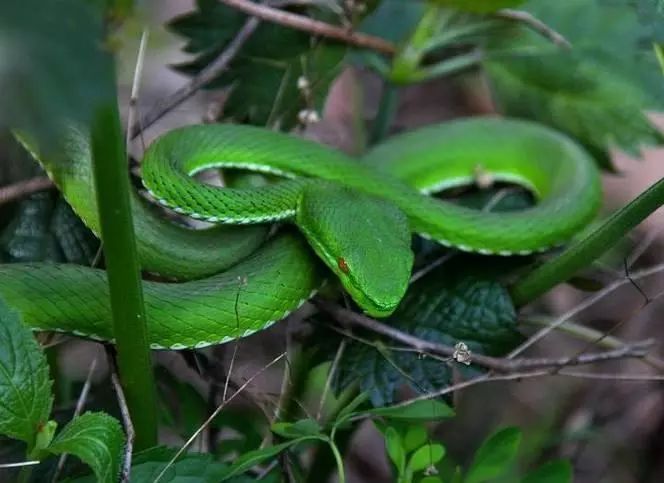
[{"x1": 297, "y1": 183, "x2": 413, "y2": 317}]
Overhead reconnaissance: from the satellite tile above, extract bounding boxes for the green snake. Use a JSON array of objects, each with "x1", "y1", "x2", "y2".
[{"x1": 0, "y1": 117, "x2": 602, "y2": 349}]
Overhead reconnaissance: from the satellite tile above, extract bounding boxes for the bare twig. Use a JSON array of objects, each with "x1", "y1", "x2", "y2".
[
  {"x1": 50, "y1": 358, "x2": 98, "y2": 483},
  {"x1": 130, "y1": 17, "x2": 260, "y2": 139},
  {"x1": 108, "y1": 351, "x2": 135, "y2": 483},
  {"x1": 389, "y1": 366, "x2": 664, "y2": 409},
  {"x1": 313, "y1": 299, "x2": 655, "y2": 373},
  {"x1": 126, "y1": 29, "x2": 150, "y2": 154},
  {"x1": 495, "y1": 9, "x2": 571, "y2": 49},
  {"x1": 0, "y1": 461, "x2": 40, "y2": 469},
  {"x1": 521, "y1": 316, "x2": 664, "y2": 371},
  {"x1": 508, "y1": 261, "x2": 664, "y2": 358},
  {"x1": 153, "y1": 352, "x2": 287, "y2": 483},
  {"x1": 316, "y1": 339, "x2": 346, "y2": 420},
  {"x1": 0, "y1": 177, "x2": 53, "y2": 205},
  {"x1": 219, "y1": 0, "x2": 396, "y2": 55}
]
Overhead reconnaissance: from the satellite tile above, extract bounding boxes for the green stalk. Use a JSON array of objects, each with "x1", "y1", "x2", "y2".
[
  {"x1": 90, "y1": 88, "x2": 157, "y2": 449},
  {"x1": 510, "y1": 178, "x2": 664, "y2": 306}
]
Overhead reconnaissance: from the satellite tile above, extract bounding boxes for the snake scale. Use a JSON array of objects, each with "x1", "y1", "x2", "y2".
[{"x1": 0, "y1": 117, "x2": 601, "y2": 349}]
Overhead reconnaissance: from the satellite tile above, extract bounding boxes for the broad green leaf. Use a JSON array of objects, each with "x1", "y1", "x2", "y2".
[
  {"x1": 169, "y1": 0, "x2": 345, "y2": 130},
  {"x1": 0, "y1": 0, "x2": 114, "y2": 157},
  {"x1": 46, "y1": 412, "x2": 125, "y2": 483},
  {"x1": 272, "y1": 418, "x2": 323, "y2": 439},
  {"x1": 404, "y1": 425, "x2": 429, "y2": 452},
  {"x1": 367, "y1": 400, "x2": 454, "y2": 421},
  {"x1": 1, "y1": 194, "x2": 99, "y2": 264},
  {"x1": 431, "y1": 0, "x2": 527, "y2": 13},
  {"x1": 421, "y1": 477, "x2": 444, "y2": 483},
  {"x1": 0, "y1": 299, "x2": 52, "y2": 451},
  {"x1": 522, "y1": 460, "x2": 572, "y2": 483},
  {"x1": 465, "y1": 427, "x2": 522, "y2": 483},
  {"x1": 385, "y1": 426, "x2": 406, "y2": 473},
  {"x1": 408, "y1": 443, "x2": 445, "y2": 473}
]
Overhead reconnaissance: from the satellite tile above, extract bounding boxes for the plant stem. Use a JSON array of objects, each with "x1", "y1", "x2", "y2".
[
  {"x1": 510, "y1": 177, "x2": 664, "y2": 306},
  {"x1": 305, "y1": 384, "x2": 360, "y2": 483},
  {"x1": 371, "y1": 82, "x2": 399, "y2": 145},
  {"x1": 90, "y1": 91, "x2": 157, "y2": 449}
]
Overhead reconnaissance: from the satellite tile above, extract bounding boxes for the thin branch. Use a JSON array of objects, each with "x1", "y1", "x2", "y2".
[
  {"x1": 153, "y1": 352, "x2": 287, "y2": 483},
  {"x1": 495, "y1": 9, "x2": 571, "y2": 49},
  {"x1": 313, "y1": 299, "x2": 654, "y2": 373},
  {"x1": 317, "y1": 339, "x2": 346, "y2": 420},
  {"x1": 521, "y1": 316, "x2": 664, "y2": 371},
  {"x1": 126, "y1": 29, "x2": 150, "y2": 154},
  {"x1": 0, "y1": 461, "x2": 40, "y2": 469},
  {"x1": 129, "y1": 17, "x2": 260, "y2": 139},
  {"x1": 219, "y1": 0, "x2": 396, "y2": 55},
  {"x1": 508, "y1": 261, "x2": 664, "y2": 358},
  {"x1": 108, "y1": 351, "x2": 135, "y2": 483},
  {"x1": 389, "y1": 366, "x2": 664, "y2": 409},
  {"x1": 0, "y1": 177, "x2": 54, "y2": 205}
]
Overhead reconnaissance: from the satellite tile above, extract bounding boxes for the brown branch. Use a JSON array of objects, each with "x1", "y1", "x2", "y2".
[
  {"x1": 495, "y1": 9, "x2": 571, "y2": 49},
  {"x1": 219, "y1": 0, "x2": 396, "y2": 55},
  {"x1": 129, "y1": 16, "x2": 260, "y2": 139},
  {"x1": 313, "y1": 299, "x2": 655, "y2": 373},
  {"x1": 0, "y1": 177, "x2": 54, "y2": 205}
]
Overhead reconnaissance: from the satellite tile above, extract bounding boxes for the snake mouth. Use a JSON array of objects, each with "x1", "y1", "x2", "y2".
[{"x1": 344, "y1": 281, "x2": 402, "y2": 319}]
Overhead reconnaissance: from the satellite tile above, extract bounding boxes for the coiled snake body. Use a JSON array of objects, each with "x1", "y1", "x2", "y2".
[{"x1": 0, "y1": 118, "x2": 601, "y2": 349}]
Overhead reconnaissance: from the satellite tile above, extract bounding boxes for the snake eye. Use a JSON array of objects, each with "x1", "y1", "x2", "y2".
[{"x1": 337, "y1": 257, "x2": 350, "y2": 274}]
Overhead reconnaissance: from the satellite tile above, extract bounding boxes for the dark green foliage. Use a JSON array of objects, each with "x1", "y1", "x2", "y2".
[
  {"x1": 169, "y1": 0, "x2": 345, "y2": 129},
  {"x1": 486, "y1": 0, "x2": 664, "y2": 164},
  {"x1": 0, "y1": 300, "x2": 53, "y2": 452},
  {"x1": 0, "y1": 0, "x2": 113, "y2": 157}
]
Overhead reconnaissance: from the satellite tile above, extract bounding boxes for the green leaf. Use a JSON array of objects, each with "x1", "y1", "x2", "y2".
[
  {"x1": 601, "y1": 0, "x2": 664, "y2": 43},
  {"x1": 408, "y1": 443, "x2": 445, "y2": 473},
  {"x1": 0, "y1": 0, "x2": 114, "y2": 157},
  {"x1": 1, "y1": 193, "x2": 99, "y2": 264},
  {"x1": 522, "y1": 460, "x2": 572, "y2": 483},
  {"x1": 0, "y1": 299, "x2": 52, "y2": 451},
  {"x1": 272, "y1": 418, "x2": 323, "y2": 439},
  {"x1": 486, "y1": 0, "x2": 664, "y2": 162},
  {"x1": 465, "y1": 427, "x2": 522, "y2": 483},
  {"x1": 169, "y1": 0, "x2": 345, "y2": 130},
  {"x1": 220, "y1": 438, "x2": 322, "y2": 481},
  {"x1": 404, "y1": 425, "x2": 429, "y2": 452},
  {"x1": 67, "y1": 446, "x2": 231, "y2": 483},
  {"x1": 331, "y1": 254, "x2": 521, "y2": 406},
  {"x1": 486, "y1": 52, "x2": 663, "y2": 164},
  {"x1": 431, "y1": 0, "x2": 527, "y2": 13},
  {"x1": 46, "y1": 412, "x2": 125, "y2": 483},
  {"x1": 420, "y1": 477, "x2": 444, "y2": 483},
  {"x1": 367, "y1": 400, "x2": 454, "y2": 421},
  {"x1": 385, "y1": 426, "x2": 406, "y2": 473}
]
